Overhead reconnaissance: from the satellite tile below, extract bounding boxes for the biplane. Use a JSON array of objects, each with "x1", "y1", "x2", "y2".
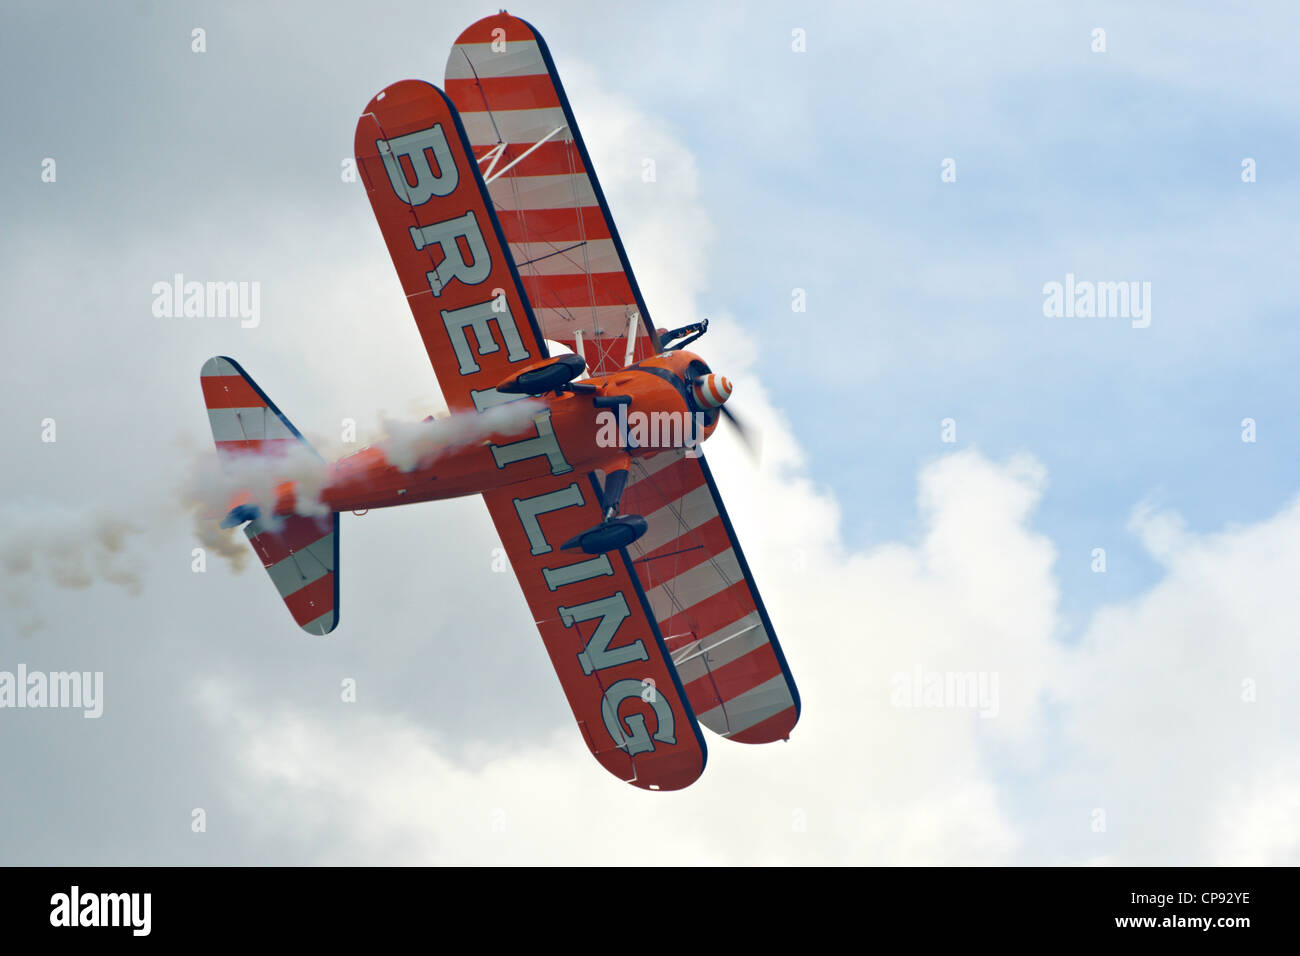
[{"x1": 199, "y1": 12, "x2": 799, "y2": 790}]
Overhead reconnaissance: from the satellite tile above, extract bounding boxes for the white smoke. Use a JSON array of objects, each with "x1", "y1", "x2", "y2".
[
  {"x1": 377, "y1": 399, "x2": 543, "y2": 472},
  {"x1": 0, "y1": 504, "x2": 144, "y2": 634},
  {"x1": 187, "y1": 400, "x2": 545, "y2": 570},
  {"x1": 183, "y1": 442, "x2": 331, "y2": 573}
]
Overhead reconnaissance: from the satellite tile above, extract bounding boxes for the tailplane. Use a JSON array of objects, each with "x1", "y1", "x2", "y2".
[{"x1": 200, "y1": 356, "x2": 339, "y2": 635}]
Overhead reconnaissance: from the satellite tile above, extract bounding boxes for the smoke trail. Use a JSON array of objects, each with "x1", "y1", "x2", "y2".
[
  {"x1": 378, "y1": 399, "x2": 543, "y2": 472},
  {"x1": 182, "y1": 441, "x2": 330, "y2": 572},
  {"x1": 186, "y1": 400, "x2": 544, "y2": 570},
  {"x1": 188, "y1": 502, "x2": 251, "y2": 573},
  {"x1": 0, "y1": 504, "x2": 144, "y2": 634}
]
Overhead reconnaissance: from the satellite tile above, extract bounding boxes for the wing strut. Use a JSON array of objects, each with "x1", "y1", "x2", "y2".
[
  {"x1": 485, "y1": 125, "x2": 568, "y2": 184},
  {"x1": 623, "y1": 312, "x2": 639, "y2": 368}
]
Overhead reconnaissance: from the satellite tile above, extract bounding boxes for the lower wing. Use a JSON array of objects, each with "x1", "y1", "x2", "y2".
[
  {"x1": 622, "y1": 450, "x2": 801, "y2": 743},
  {"x1": 481, "y1": 469, "x2": 707, "y2": 790}
]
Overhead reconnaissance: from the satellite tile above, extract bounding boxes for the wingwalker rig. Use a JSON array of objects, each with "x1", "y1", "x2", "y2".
[{"x1": 199, "y1": 12, "x2": 799, "y2": 791}]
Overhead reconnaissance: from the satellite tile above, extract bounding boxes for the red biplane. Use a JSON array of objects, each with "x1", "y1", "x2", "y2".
[{"x1": 200, "y1": 12, "x2": 799, "y2": 790}]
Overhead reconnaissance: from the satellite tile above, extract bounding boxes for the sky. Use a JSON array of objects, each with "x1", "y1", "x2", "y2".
[{"x1": 1, "y1": 0, "x2": 1298, "y2": 864}]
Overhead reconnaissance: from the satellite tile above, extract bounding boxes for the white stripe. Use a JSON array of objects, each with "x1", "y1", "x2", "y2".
[
  {"x1": 459, "y1": 107, "x2": 569, "y2": 149},
  {"x1": 445, "y1": 41, "x2": 545, "y2": 80},
  {"x1": 207, "y1": 406, "x2": 296, "y2": 443},
  {"x1": 201, "y1": 356, "x2": 239, "y2": 378},
  {"x1": 629, "y1": 484, "x2": 717, "y2": 556},
  {"x1": 643, "y1": 547, "x2": 741, "y2": 622},
  {"x1": 300, "y1": 610, "x2": 337, "y2": 636},
  {"x1": 693, "y1": 379, "x2": 718, "y2": 408},
  {"x1": 672, "y1": 612, "x2": 767, "y2": 685},
  {"x1": 629, "y1": 449, "x2": 685, "y2": 484},
  {"x1": 302, "y1": 533, "x2": 336, "y2": 573},
  {"x1": 266, "y1": 533, "x2": 334, "y2": 599},
  {"x1": 707, "y1": 377, "x2": 729, "y2": 406},
  {"x1": 509, "y1": 239, "x2": 622, "y2": 276},
  {"x1": 487, "y1": 173, "x2": 596, "y2": 211},
  {"x1": 700, "y1": 378, "x2": 716, "y2": 406},
  {"x1": 699, "y1": 674, "x2": 793, "y2": 737},
  {"x1": 531, "y1": 306, "x2": 640, "y2": 341}
]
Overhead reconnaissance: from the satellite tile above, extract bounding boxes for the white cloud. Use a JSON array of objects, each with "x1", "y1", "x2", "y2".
[
  {"x1": 1050, "y1": 495, "x2": 1300, "y2": 865},
  {"x1": 1212, "y1": 771, "x2": 1300, "y2": 866}
]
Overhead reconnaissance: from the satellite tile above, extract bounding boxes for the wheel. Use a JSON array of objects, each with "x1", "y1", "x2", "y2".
[
  {"x1": 564, "y1": 514, "x2": 648, "y2": 554},
  {"x1": 499, "y1": 354, "x2": 586, "y2": 395}
]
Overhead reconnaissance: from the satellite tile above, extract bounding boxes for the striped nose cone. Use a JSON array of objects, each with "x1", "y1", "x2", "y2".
[{"x1": 693, "y1": 374, "x2": 732, "y2": 409}]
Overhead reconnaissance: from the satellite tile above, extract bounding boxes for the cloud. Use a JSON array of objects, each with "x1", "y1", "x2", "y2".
[
  {"x1": 1048, "y1": 494, "x2": 1300, "y2": 864},
  {"x1": 1212, "y1": 771, "x2": 1300, "y2": 866}
]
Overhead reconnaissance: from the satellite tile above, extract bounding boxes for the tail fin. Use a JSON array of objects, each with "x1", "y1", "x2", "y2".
[{"x1": 200, "y1": 356, "x2": 340, "y2": 636}]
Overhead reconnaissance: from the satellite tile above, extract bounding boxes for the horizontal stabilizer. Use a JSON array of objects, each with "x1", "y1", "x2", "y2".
[{"x1": 200, "y1": 356, "x2": 340, "y2": 635}]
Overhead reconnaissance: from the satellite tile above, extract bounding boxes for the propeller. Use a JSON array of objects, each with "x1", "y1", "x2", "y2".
[
  {"x1": 718, "y1": 403, "x2": 762, "y2": 461},
  {"x1": 687, "y1": 368, "x2": 761, "y2": 462}
]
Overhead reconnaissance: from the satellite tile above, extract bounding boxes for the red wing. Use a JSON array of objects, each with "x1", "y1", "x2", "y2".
[
  {"x1": 482, "y1": 472, "x2": 707, "y2": 790},
  {"x1": 622, "y1": 451, "x2": 801, "y2": 743},
  {"x1": 445, "y1": 13, "x2": 661, "y2": 377},
  {"x1": 354, "y1": 79, "x2": 548, "y2": 413}
]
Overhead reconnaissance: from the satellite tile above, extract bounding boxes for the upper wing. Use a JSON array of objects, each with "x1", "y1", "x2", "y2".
[
  {"x1": 354, "y1": 78, "x2": 548, "y2": 413},
  {"x1": 621, "y1": 451, "x2": 801, "y2": 743},
  {"x1": 482, "y1": 472, "x2": 707, "y2": 790},
  {"x1": 444, "y1": 13, "x2": 661, "y2": 377}
]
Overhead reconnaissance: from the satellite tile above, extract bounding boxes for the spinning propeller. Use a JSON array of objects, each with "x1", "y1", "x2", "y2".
[{"x1": 685, "y1": 365, "x2": 761, "y2": 461}]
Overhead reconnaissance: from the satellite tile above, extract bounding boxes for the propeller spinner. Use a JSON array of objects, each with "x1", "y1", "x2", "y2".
[{"x1": 692, "y1": 373, "x2": 733, "y2": 409}]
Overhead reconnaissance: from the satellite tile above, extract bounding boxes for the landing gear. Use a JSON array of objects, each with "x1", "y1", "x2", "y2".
[
  {"x1": 562, "y1": 514, "x2": 648, "y2": 554},
  {"x1": 497, "y1": 354, "x2": 587, "y2": 396},
  {"x1": 560, "y1": 467, "x2": 648, "y2": 554}
]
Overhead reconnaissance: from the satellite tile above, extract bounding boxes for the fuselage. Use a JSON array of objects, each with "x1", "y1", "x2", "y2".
[{"x1": 259, "y1": 350, "x2": 720, "y2": 518}]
